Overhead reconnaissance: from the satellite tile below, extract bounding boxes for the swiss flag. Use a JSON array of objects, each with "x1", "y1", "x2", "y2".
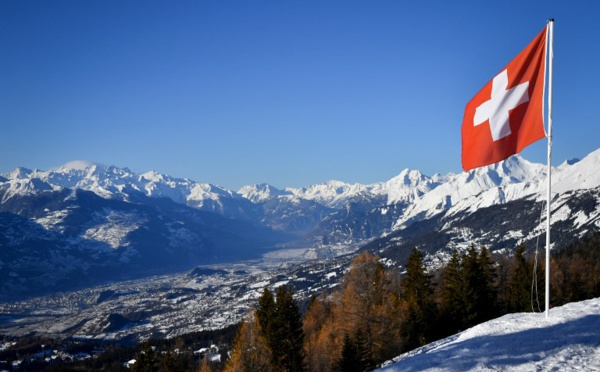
[{"x1": 462, "y1": 27, "x2": 547, "y2": 171}]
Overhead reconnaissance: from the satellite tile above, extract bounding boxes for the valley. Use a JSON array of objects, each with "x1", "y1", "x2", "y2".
[
  {"x1": 0, "y1": 248, "x2": 350, "y2": 344},
  {"x1": 1, "y1": 149, "x2": 600, "y2": 345}
]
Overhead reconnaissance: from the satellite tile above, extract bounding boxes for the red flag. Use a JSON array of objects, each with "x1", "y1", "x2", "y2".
[{"x1": 462, "y1": 27, "x2": 547, "y2": 171}]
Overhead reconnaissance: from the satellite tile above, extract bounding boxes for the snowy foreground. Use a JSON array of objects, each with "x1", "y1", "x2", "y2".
[{"x1": 377, "y1": 298, "x2": 600, "y2": 371}]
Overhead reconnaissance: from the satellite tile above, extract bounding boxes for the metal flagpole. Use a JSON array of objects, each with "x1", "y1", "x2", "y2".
[{"x1": 545, "y1": 18, "x2": 554, "y2": 318}]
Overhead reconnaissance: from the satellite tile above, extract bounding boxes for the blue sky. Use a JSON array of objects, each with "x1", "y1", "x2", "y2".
[{"x1": 1, "y1": 1, "x2": 599, "y2": 190}]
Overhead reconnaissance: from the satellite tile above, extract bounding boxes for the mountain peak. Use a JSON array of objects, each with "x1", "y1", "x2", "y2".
[
  {"x1": 389, "y1": 168, "x2": 427, "y2": 186},
  {"x1": 5, "y1": 167, "x2": 34, "y2": 180},
  {"x1": 238, "y1": 183, "x2": 285, "y2": 203},
  {"x1": 141, "y1": 170, "x2": 166, "y2": 182},
  {"x1": 466, "y1": 155, "x2": 546, "y2": 185},
  {"x1": 383, "y1": 169, "x2": 440, "y2": 204}
]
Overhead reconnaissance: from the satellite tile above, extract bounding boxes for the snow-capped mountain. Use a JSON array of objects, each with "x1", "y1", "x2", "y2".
[
  {"x1": 391, "y1": 155, "x2": 547, "y2": 229},
  {"x1": 2, "y1": 161, "x2": 257, "y2": 220},
  {"x1": 361, "y1": 149, "x2": 600, "y2": 270},
  {"x1": 286, "y1": 180, "x2": 376, "y2": 209},
  {"x1": 238, "y1": 183, "x2": 289, "y2": 203},
  {"x1": 0, "y1": 153, "x2": 564, "y2": 238},
  {"x1": 2, "y1": 148, "x2": 600, "y2": 298},
  {"x1": 309, "y1": 149, "x2": 600, "y2": 250}
]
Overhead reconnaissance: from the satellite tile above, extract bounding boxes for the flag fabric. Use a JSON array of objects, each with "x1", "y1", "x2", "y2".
[{"x1": 462, "y1": 26, "x2": 547, "y2": 171}]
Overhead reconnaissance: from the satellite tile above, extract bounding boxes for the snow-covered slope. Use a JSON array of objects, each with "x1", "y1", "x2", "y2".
[
  {"x1": 238, "y1": 183, "x2": 289, "y2": 203},
  {"x1": 392, "y1": 155, "x2": 547, "y2": 229},
  {"x1": 378, "y1": 169, "x2": 446, "y2": 205},
  {"x1": 385, "y1": 149, "x2": 600, "y2": 232},
  {"x1": 552, "y1": 150, "x2": 600, "y2": 195},
  {"x1": 377, "y1": 297, "x2": 600, "y2": 372}
]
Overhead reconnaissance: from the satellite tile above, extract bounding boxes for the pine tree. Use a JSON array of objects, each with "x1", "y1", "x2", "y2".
[
  {"x1": 255, "y1": 287, "x2": 276, "y2": 345},
  {"x1": 336, "y1": 334, "x2": 363, "y2": 372},
  {"x1": 399, "y1": 248, "x2": 436, "y2": 351},
  {"x1": 355, "y1": 326, "x2": 376, "y2": 371},
  {"x1": 462, "y1": 245, "x2": 492, "y2": 327},
  {"x1": 273, "y1": 286, "x2": 305, "y2": 372},
  {"x1": 495, "y1": 254, "x2": 512, "y2": 312},
  {"x1": 478, "y1": 247, "x2": 499, "y2": 320},
  {"x1": 438, "y1": 249, "x2": 465, "y2": 335},
  {"x1": 507, "y1": 243, "x2": 534, "y2": 312},
  {"x1": 252, "y1": 286, "x2": 305, "y2": 371}
]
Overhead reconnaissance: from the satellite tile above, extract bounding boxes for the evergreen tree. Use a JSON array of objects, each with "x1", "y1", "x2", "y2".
[
  {"x1": 399, "y1": 248, "x2": 436, "y2": 351},
  {"x1": 336, "y1": 334, "x2": 362, "y2": 372},
  {"x1": 252, "y1": 286, "x2": 305, "y2": 371},
  {"x1": 438, "y1": 246, "x2": 498, "y2": 335},
  {"x1": 463, "y1": 245, "x2": 499, "y2": 327},
  {"x1": 437, "y1": 249, "x2": 465, "y2": 335},
  {"x1": 495, "y1": 254, "x2": 512, "y2": 312},
  {"x1": 478, "y1": 247, "x2": 499, "y2": 320},
  {"x1": 461, "y1": 246, "x2": 481, "y2": 326},
  {"x1": 507, "y1": 243, "x2": 534, "y2": 312},
  {"x1": 255, "y1": 287, "x2": 276, "y2": 345},
  {"x1": 355, "y1": 326, "x2": 376, "y2": 372},
  {"x1": 273, "y1": 286, "x2": 305, "y2": 372}
]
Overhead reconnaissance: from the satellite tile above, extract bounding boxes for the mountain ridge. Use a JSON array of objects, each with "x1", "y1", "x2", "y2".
[
  {"x1": 3, "y1": 150, "x2": 587, "y2": 225},
  {"x1": 2, "y1": 149, "x2": 600, "y2": 298},
  {"x1": 3, "y1": 150, "x2": 600, "y2": 247}
]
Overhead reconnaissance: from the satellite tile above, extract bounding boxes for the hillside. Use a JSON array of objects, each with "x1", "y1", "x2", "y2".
[{"x1": 377, "y1": 297, "x2": 600, "y2": 371}]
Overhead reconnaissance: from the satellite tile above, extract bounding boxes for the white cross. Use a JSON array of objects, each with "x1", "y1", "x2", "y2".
[{"x1": 473, "y1": 69, "x2": 530, "y2": 141}]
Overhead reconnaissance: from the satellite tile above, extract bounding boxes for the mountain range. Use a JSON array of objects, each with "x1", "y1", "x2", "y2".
[{"x1": 1, "y1": 149, "x2": 600, "y2": 299}]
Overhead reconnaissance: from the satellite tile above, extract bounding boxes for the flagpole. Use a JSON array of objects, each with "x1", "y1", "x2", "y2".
[{"x1": 545, "y1": 18, "x2": 554, "y2": 319}]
